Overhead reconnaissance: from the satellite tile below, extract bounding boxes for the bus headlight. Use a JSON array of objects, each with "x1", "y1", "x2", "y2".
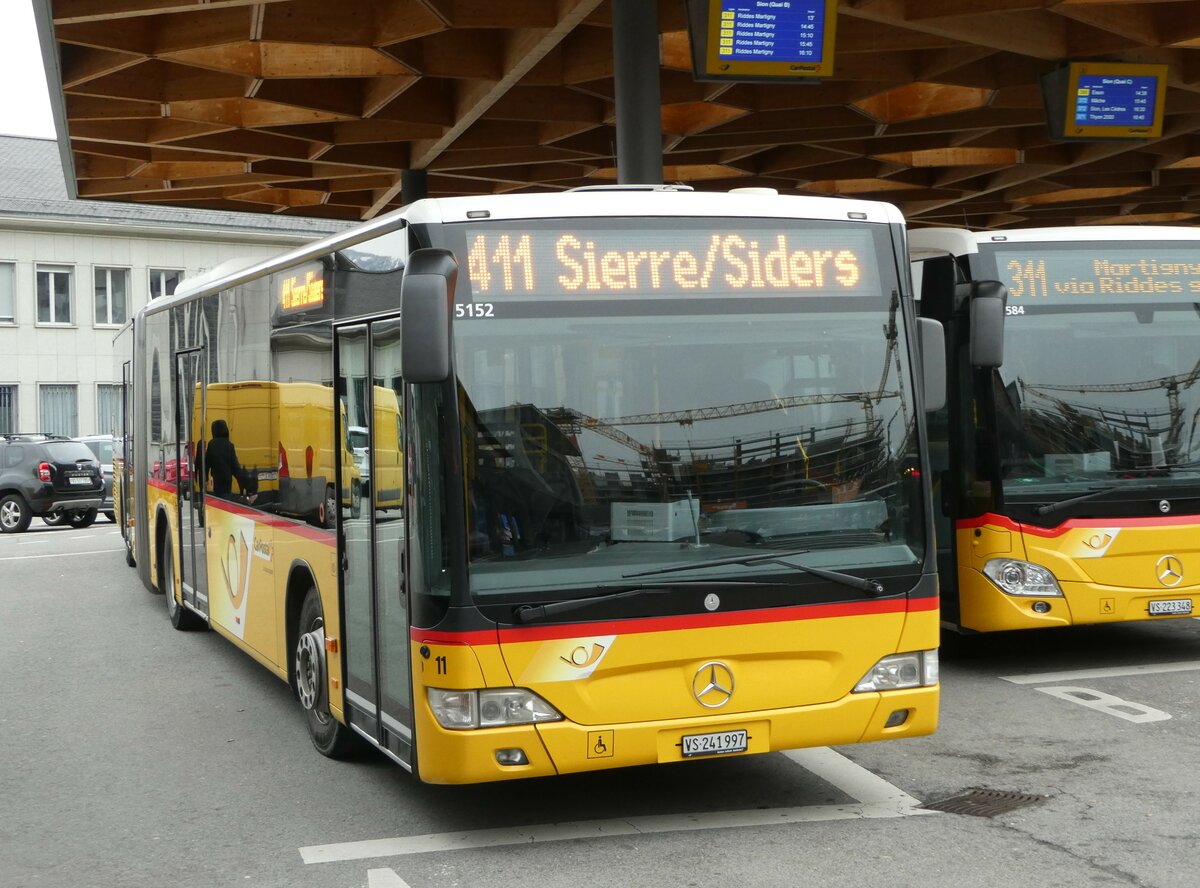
[
  {"x1": 854, "y1": 650, "x2": 938, "y2": 693},
  {"x1": 427, "y1": 687, "x2": 563, "y2": 730},
  {"x1": 983, "y1": 558, "x2": 1063, "y2": 597}
]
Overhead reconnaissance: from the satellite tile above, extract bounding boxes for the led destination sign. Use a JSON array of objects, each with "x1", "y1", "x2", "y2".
[
  {"x1": 272, "y1": 262, "x2": 327, "y2": 315},
  {"x1": 463, "y1": 227, "x2": 879, "y2": 300},
  {"x1": 994, "y1": 246, "x2": 1200, "y2": 306}
]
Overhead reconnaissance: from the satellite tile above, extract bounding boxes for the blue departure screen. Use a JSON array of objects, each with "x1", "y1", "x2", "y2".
[
  {"x1": 1074, "y1": 74, "x2": 1159, "y2": 127},
  {"x1": 715, "y1": 1, "x2": 828, "y2": 64}
]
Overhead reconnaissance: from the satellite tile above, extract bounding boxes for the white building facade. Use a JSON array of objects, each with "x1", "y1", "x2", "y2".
[{"x1": 0, "y1": 136, "x2": 347, "y2": 437}]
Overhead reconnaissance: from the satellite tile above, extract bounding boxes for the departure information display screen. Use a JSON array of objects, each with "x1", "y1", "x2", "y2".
[
  {"x1": 461, "y1": 223, "x2": 881, "y2": 301},
  {"x1": 990, "y1": 245, "x2": 1200, "y2": 306},
  {"x1": 714, "y1": 0, "x2": 830, "y2": 65},
  {"x1": 689, "y1": 0, "x2": 838, "y2": 80},
  {"x1": 1073, "y1": 74, "x2": 1159, "y2": 128}
]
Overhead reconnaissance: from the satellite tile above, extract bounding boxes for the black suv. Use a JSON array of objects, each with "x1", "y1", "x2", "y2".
[{"x1": 0, "y1": 434, "x2": 104, "y2": 533}]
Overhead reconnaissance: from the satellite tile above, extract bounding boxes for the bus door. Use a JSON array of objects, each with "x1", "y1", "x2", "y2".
[
  {"x1": 175, "y1": 347, "x2": 209, "y2": 617},
  {"x1": 119, "y1": 359, "x2": 134, "y2": 551},
  {"x1": 335, "y1": 318, "x2": 411, "y2": 764}
]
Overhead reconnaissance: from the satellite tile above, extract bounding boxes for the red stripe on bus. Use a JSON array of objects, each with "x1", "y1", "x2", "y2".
[
  {"x1": 958, "y1": 512, "x2": 1200, "y2": 539},
  {"x1": 145, "y1": 478, "x2": 334, "y2": 546},
  {"x1": 415, "y1": 595, "x2": 934, "y2": 645},
  {"x1": 205, "y1": 497, "x2": 337, "y2": 545}
]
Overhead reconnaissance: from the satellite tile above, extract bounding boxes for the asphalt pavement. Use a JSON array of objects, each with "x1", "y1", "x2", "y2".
[{"x1": 2, "y1": 519, "x2": 1197, "y2": 888}]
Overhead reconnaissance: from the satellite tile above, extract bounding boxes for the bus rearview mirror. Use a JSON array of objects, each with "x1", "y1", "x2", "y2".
[
  {"x1": 917, "y1": 317, "x2": 946, "y2": 413},
  {"x1": 401, "y1": 249, "x2": 458, "y2": 383},
  {"x1": 969, "y1": 280, "x2": 1006, "y2": 369}
]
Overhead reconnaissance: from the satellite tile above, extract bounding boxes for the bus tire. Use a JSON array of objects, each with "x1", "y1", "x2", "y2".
[
  {"x1": 163, "y1": 541, "x2": 204, "y2": 631},
  {"x1": 295, "y1": 585, "x2": 356, "y2": 758},
  {"x1": 125, "y1": 544, "x2": 136, "y2": 568},
  {"x1": 68, "y1": 508, "x2": 98, "y2": 529},
  {"x1": 350, "y1": 481, "x2": 362, "y2": 519}
]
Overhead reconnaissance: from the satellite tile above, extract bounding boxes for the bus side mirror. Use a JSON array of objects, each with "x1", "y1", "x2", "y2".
[
  {"x1": 917, "y1": 317, "x2": 946, "y2": 413},
  {"x1": 969, "y1": 280, "x2": 1006, "y2": 369},
  {"x1": 401, "y1": 249, "x2": 458, "y2": 383}
]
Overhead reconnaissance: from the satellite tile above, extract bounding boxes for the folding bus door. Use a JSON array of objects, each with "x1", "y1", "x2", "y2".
[
  {"x1": 175, "y1": 347, "x2": 209, "y2": 618},
  {"x1": 335, "y1": 318, "x2": 412, "y2": 767}
]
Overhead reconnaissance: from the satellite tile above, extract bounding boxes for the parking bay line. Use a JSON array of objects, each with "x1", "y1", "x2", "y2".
[
  {"x1": 1000, "y1": 661, "x2": 1200, "y2": 685},
  {"x1": 299, "y1": 748, "x2": 931, "y2": 865},
  {"x1": 0, "y1": 549, "x2": 117, "y2": 561}
]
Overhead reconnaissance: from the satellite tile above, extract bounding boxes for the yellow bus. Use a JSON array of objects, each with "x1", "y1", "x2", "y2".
[
  {"x1": 121, "y1": 187, "x2": 944, "y2": 784},
  {"x1": 911, "y1": 226, "x2": 1200, "y2": 632}
]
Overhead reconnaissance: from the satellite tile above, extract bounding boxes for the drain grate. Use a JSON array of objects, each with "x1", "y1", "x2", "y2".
[{"x1": 922, "y1": 788, "x2": 1046, "y2": 817}]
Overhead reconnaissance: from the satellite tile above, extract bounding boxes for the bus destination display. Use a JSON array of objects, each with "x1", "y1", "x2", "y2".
[
  {"x1": 464, "y1": 227, "x2": 879, "y2": 300},
  {"x1": 995, "y1": 247, "x2": 1200, "y2": 306},
  {"x1": 272, "y1": 262, "x2": 327, "y2": 316}
]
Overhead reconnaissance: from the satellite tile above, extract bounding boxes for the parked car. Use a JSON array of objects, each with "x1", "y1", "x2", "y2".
[
  {"x1": 0, "y1": 433, "x2": 104, "y2": 532},
  {"x1": 77, "y1": 434, "x2": 115, "y2": 522}
]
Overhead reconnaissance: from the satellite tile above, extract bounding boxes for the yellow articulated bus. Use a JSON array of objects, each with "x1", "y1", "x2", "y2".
[
  {"x1": 121, "y1": 187, "x2": 945, "y2": 784},
  {"x1": 911, "y1": 225, "x2": 1200, "y2": 632}
]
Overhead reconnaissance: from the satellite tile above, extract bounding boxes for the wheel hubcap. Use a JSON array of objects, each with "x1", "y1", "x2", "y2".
[
  {"x1": 1, "y1": 502, "x2": 19, "y2": 527},
  {"x1": 296, "y1": 625, "x2": 325, "y2": 712}
]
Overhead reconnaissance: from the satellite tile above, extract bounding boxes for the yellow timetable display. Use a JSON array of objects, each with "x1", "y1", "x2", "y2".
[{"x1": 463, "y1": 227, "x2": 879, "y2": 300}]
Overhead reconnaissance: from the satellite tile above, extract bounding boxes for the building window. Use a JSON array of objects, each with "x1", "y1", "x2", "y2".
[
  {"x1": 150, "y1": 269, "x2": 182, "y2": 300},
  {"x1": 0, "y1": 263, "x2": 14, "y2": 323},
  {"x1": 40, "y1": 384, "x2": 77, "y2": 437},
  {"x1": 36, "y1": 265, "x2": 73, "y2": 325},
  {"x1": 0, "y1": 385, "x2": 15, "y2": 433},
  {"x1": 94, "y1": 267, "x2": 129, "y2": 326},
  {"x1": 97, "y1": 384, "x2": 121, "y2": 438}
]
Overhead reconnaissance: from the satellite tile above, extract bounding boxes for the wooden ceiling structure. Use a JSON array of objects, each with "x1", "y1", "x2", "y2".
[{"x1": 34, "y1": 0, "x2": 1200, "y2": 229}]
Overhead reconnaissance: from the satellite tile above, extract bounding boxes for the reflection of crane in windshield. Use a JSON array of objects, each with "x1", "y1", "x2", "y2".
[{"x1": 1018, "y1": 358, "x2": 1200, "y2": 465}]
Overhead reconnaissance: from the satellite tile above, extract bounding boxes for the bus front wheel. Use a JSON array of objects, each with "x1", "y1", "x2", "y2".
[
  {"x1": 163, "y1": 542, "x2": 204, "y2": 631},
  {"x1": 295, "y1": 586, "x2": 356, "y2": 758}
]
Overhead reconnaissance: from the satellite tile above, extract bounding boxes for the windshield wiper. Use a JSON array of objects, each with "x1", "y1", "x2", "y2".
[
  {"x1": 623, "y1": 549, "x2": 885, "y2": 596},
  {"x1": 511, "y1": 581, "x2": 759, "y2": 625},
  {"x1": 1033, "y1": 486, "x2": 1119, "y2": 517}
]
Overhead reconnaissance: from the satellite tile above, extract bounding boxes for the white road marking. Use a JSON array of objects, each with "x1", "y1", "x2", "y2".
[
  {"x1": 367, "y1": 869, "x2": 412, "y2": 888},
  {"x1": 0, "y1": 549, "x2": 117, "y2": 561},
  {"x1": 17, "y1": 539, "x2": 50, "y2": 545},
  {"x1": 1035, "y1": 686, "x2": 1171, "y2": 723},
  {"x1": 783, "y1": 747, "x2": 922, "y2": 809},
  {"x1": 1000, "y1": 661, "x2": 1200, "y2": 684},
  {"x1": 300, "y1": 748, "x2": 930, "y2": 865}
]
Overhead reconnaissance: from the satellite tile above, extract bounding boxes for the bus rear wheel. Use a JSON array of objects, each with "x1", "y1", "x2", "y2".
[{"x1": 295, "y1": 586, "x2": 356, "y2": 758}]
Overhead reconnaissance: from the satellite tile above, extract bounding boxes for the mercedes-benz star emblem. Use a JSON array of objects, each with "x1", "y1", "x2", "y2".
[
  {"x1": 1156, "y1": 555, "x2": 1184, "y2": 588},
  {"x1": 1159, "y1": 500, "x2": 1171, "y2": 514},
  {"x1": 692, "y1": 661, "x2": 735, "y2": 709}
]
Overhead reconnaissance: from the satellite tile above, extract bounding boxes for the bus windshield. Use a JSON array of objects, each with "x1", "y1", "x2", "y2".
[
  {"x1": 985, "y1": 241, "x2": 1200, "y2": 495},
  {"x1": 429, "y1": 217, "x2": 924, "y2": 601}
]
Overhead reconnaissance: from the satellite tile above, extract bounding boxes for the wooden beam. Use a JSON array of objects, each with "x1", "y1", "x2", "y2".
[
  {"x1": 54, "y1": 0, "x2": 289, "y2": 25},
  {"x1": 372, "y1": 0, "x2": 605, "y2": 216}
]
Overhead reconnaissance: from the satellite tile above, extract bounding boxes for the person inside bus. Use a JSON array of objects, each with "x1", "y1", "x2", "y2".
[{"x1": 205, "y1": 418, "x2": 255, "y2": 503}]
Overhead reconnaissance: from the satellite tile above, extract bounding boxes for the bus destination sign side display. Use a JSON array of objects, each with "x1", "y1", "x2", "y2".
[
  {"x1": 276, "y1": 263, "x2": 326, "y2": 313},
  {"x1": 995, "y1": 247, "x2": 1200, "y2": 306},
  {"x1": 464, "y1": 227, "x2": 879, "y2": 300}
]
